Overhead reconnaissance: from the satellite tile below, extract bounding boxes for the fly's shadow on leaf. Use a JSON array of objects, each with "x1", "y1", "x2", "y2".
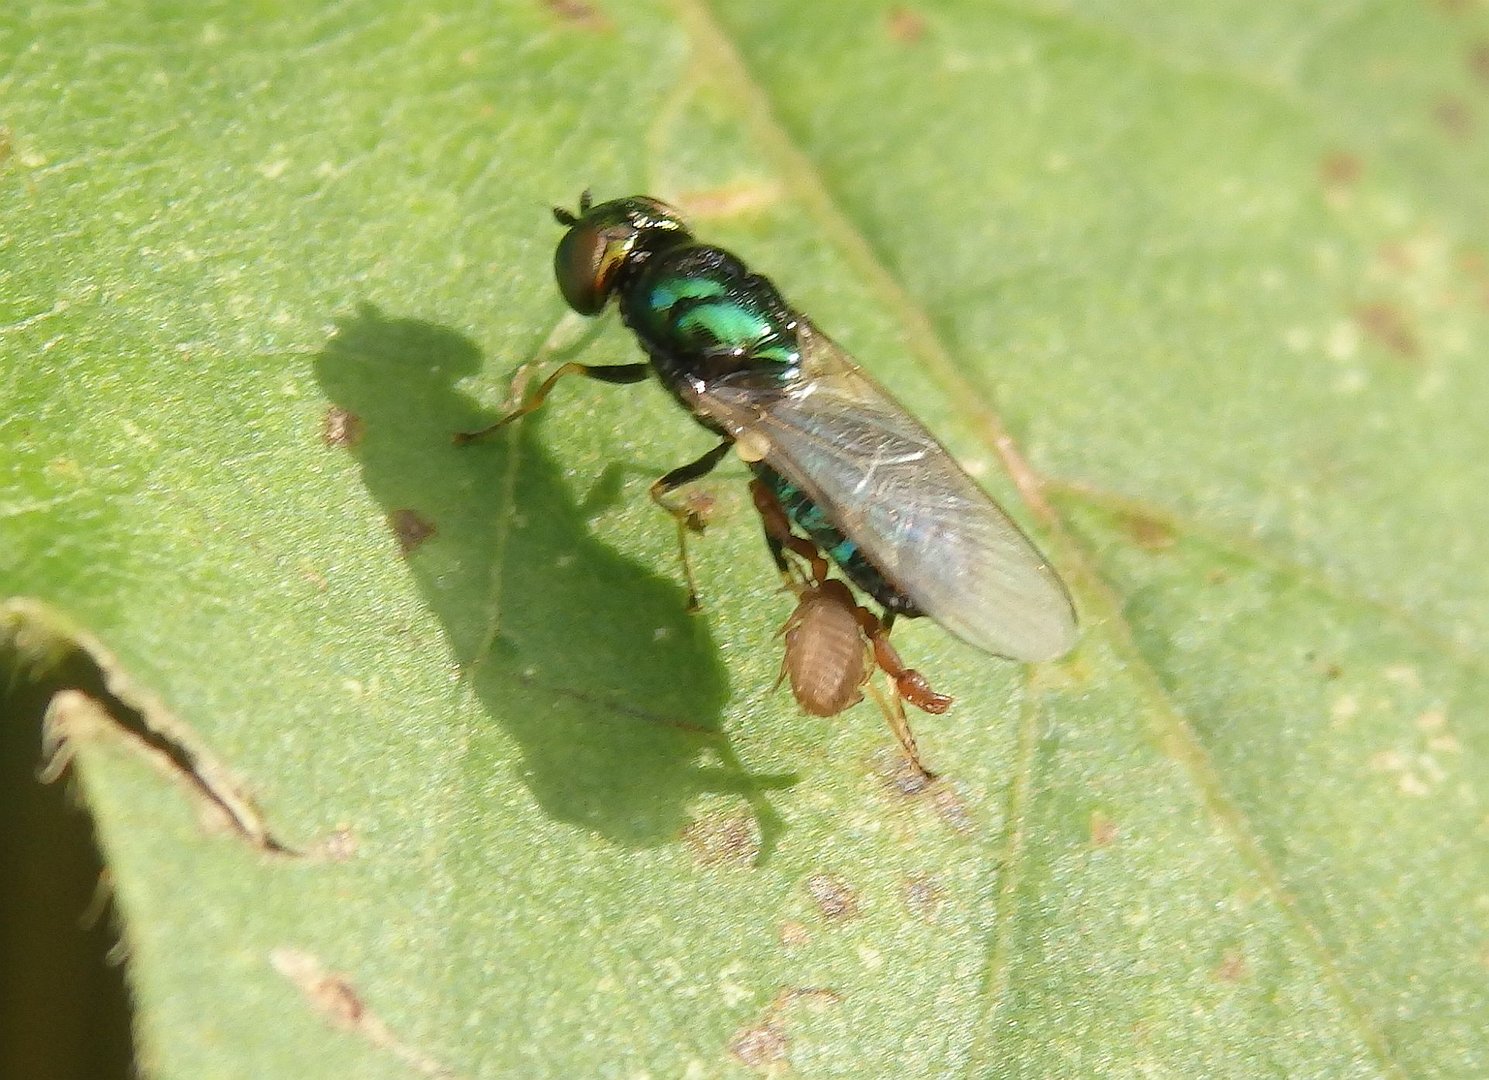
[{"x1": 313, "y1": 303, "x2": 791, "y2": 852}]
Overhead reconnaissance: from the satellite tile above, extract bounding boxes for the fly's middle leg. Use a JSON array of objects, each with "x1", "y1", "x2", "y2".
[{"x1": 650, "y1": 439, "x2": 733, "y2": 611}]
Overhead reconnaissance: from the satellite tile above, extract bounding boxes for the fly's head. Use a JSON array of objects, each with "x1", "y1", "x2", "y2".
[{"x1": 552, "y1": 192, "x2": 691, "y2": 316}]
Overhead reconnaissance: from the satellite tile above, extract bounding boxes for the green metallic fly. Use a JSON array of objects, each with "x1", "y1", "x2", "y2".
[{"x1": 460, "y1": 192, "x2": 1077, "y2": 772}]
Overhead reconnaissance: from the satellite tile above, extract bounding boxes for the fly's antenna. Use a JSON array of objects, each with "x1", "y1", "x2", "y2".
[
  {"x1": 552, "y1": 205, "x2": 578, "y2": 226},
  {"x1": 579, "y1": 188, "x2": 593, "y2": 213}
]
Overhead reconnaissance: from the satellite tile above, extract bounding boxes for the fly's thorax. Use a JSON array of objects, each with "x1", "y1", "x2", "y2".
[{"x1": 619, "y1": 244, "x2": 802, "y2": 391}]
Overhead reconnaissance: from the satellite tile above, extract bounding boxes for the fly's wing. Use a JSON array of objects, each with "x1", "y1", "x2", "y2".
[{"x1": 684, "y1": 319, "x2": 1078, "y2": 662}]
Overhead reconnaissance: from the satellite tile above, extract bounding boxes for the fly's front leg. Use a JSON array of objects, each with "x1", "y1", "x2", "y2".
[
  {"x1": 650, "y1": 440, "x2": 733, "y2": 612},
  {"x1": 454, "y1": 362, "x2": 650, "y2": 444}
]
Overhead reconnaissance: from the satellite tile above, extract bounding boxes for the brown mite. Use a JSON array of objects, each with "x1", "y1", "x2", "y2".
[
  {"x1": 752, "y1": 479, "x2": 952, "y2": 778},
  {"x1": 783, "y1": 578, "x2": 869, "y2": 718}
]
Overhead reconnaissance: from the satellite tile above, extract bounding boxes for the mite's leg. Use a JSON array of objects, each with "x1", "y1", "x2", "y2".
[
  {"x1": 650, "y1": 440, "x2": 734, "y2": 611},
  {"x1": 748, "y1": 479, "x2": 828, "y2": 591},
  {"x1": 454, "y1": 362, "x2": 651, "y2": 444}
]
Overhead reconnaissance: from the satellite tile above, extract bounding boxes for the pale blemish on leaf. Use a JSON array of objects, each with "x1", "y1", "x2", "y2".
[
  {"x1": 1383, "y1": 664, "x2": 1422, "y2": 688},
  {"x1": 1325, "y1": 318, "x2": 1361, "y2": 360},
  {"x1": 1330, "y1": 694, "x2": 1361, "y2": 726},
  {"x1": 675, "y1": 181, "x2": 784, "y2": 220},
  {"x1": 778, "y1": 921, "x2": 810, "y2": 948}
]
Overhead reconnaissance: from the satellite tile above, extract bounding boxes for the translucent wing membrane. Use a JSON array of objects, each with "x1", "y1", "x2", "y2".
[{"x1": 685, "y1": 320, "x2": 1078, "y2": 662}]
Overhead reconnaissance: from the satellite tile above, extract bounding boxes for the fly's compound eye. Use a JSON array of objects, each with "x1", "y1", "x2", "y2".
[
  {"x1": 552, "y1": 195, "x2": 692, "y2": 316},
  {"x1": 554, "y1": 221, "x2": 634, "y2": 316}
]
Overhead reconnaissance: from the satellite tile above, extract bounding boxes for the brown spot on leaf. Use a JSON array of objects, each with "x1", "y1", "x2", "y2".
[
  {"x1": 931, "y1": 785, "x2": 975, "y2": 834},
  {"x1": 729, "y1": 1021, "x2": 788, "y2": 1070},
  {"x1": 0, "y1": 126, "x2": 11, "y2": 168},
  {"x1": 903, "y1": 874, "x2": 944, "y2": 920},
  {"x1": 1090, "y1": 811, "x2": 1119, "y2": 848},
  {"x1": 1470, "y1": 42, "x2": 1489, "y2": 84},
  {"x1": 783, "y1": 986, "x2": 841, "y2": 1010},
  {"x1": 681, "y1": 812, "x2": 760, "y2": 867},
  {"x1": 322, "y1": 405, "x2": 364, "y2": 448},
  {"x1": 541, "y1": 0, "x2": 611, "y2": 31},
  {"x1": 1214, "y1": 949, "x2": 1248, "y2": 983},
  {"x1": 729, "y1": 988, "x2": 840, "y2": 1070},
  {"x1": 1459, "y1": 250, "x2": 1489, "y2": 308},
  {"x1": 1118, "y1": 510, "x2": 1175, "y2": 551},
  {"x1": 1432, "y1": 96, "x2": 1474, "y2": 139},
  {"x1": 806, "y1": 872, "x2": 861, "y2": 922},
  {"x1": 1318, "y1": 151, "x2": 1361, "y2": 191},
  {"x1": 1312, "y1": 656, "x2": 1343, "y2": 680},
  {"x1": 873, "y1": 745, "x2": 934, "y2": 797},
  {"x1": 886, "y1": 6, "x2": 927, "y2": 43},
  {"x1": 1354, "y1": 301, "x2": 1419, "y2": 360},
  {"x1": 389, "y1": 509, "x2": 436, "y2": 553},
  {"x1": 270, "y1": 949, "x2": 456, "y2": 1078},
  {"x1": 1375, "y1": 241, "x2": 1416, "y2": 275}
]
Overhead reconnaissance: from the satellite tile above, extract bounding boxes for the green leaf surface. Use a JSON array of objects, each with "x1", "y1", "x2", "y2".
[{"x1": 4, "y1": 1, "x2": 1486, "y2": 1076}]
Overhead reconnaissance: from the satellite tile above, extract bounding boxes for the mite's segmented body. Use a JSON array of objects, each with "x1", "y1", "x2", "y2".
[
  {"x1": 783, "y1": 577, "x2": 869, "y2": 718},
  {"x1": 755, "y1": 479, "x2": 950, "y2": 776}
]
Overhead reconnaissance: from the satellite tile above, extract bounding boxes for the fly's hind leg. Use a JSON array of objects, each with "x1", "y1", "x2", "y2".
[
  {"x1": 865, "y1": 678, "x2": 936, "y2": 781},
  {"x1": 865, "y1": 622, "x2": 954, "y2": 716},
  {"x1": 650, "y1": 440, "x2": 734, "y2": 611},
  {"x1": 454, "y1": 362, "x2": 650, "y2": 444},
  {"x1": 853, "y1": 607, "x2": 952, "y2": 780}
]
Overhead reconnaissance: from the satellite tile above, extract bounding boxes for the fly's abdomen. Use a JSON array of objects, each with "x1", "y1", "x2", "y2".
[{"x1": 753, "y1": 464, "x2": 922, "y2": 618}]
